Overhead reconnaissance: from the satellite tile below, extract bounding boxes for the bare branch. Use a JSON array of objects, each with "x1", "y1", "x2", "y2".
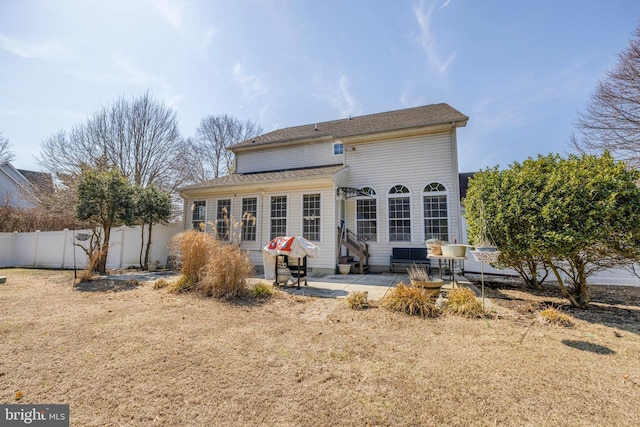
[
  {"x1": 572, "y1": 25, "x2": 640, "y2": 167},
  {"x1": 186, "y1": 114, "x2": 262, "y2": 182},
  {"x1": 0, "y1": 132, "x2": 15, "y2": 164}
]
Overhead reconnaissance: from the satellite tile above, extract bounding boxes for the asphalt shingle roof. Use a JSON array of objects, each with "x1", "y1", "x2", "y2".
[
  {"x1": 179, "y1": 164, "x2": 346, "y2": 192},
  {"x1": 230, "y1": 103, "x2": 468, "y2": 150}
]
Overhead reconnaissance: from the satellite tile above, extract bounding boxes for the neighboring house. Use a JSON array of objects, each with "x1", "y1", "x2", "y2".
[
  {"x1": 179, "y1": 103, "x2": 468, "y2": 274},
  {"x1": 0, "y1": 162, "x2": 53, "y2": 209}
]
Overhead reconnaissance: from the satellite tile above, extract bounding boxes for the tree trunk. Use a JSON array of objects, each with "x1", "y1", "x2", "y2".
[
  {"x1": 139, "y1": 223, "x2": 146, "y2": 269},
  {"x1": 574, "y1": 261, "x2": 590, "y2": 307},
  {"x1": 548, "y1": 262, "x2": 581, "y2": 308},
  {"x1": 144, "y1": 221, "x2": 153, "y2": 269},
  {"x1": 98, "y1": 226, "x2": 111, "y2": 275}
]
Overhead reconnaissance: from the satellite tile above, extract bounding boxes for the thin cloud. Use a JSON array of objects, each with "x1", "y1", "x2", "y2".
[
  {"x1": 474, "y1": 62, "x2": 594, "y2": 130},
  {"x1": 399, "y1": 90, "x2": 425, "y2": 108},
  {"x1": 201, "y1": 28, "x2": 220, "y2": 49},
  {"x1": 308, "y1": 73, "x2": 359, "y2": 118},
  {"x1": 114, "y1": 56, "x2": 172, "y2": 91},
  {"x1": 233, "y1": 63, "x2": 268, "y2": 100},
  {"x1": 148, "y1": 0, "x2": 186, "y2": 30},
  {"x1": 0, "y1": 34, "x2": 65, "y2": 59},
  {"x1": 333, "y1": 74, "x2": 357, "y2": 118},
  {"x1": 413, "y1": 0, "x2": 456, "y2": 74}
]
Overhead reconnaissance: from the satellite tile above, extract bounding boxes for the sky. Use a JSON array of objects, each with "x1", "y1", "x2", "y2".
[{"x1": 1, "y1": 0, "x2": 640, "y2": 174}]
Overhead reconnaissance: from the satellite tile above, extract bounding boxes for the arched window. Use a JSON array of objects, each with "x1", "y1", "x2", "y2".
[
  {"x1": 356, "y1": 187, "x2": 377, "y2": 241},
  {"x1": 423, "y1": 182, "x2": 448, "y2": 241},
  {"x1": 388, "y1": 185, "x2": 411, "y2": 242}
]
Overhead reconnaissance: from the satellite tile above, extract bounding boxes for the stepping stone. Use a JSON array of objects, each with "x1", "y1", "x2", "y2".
[{"x1": 0, "y1": 276, "x2": 6, "y2": 284}]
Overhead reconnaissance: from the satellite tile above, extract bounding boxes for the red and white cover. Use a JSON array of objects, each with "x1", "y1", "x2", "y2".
[{"x1": 262, "y1": 236, "x2": 320, "y2": 280}]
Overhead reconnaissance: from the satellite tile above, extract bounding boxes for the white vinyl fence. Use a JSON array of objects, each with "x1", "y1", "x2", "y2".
[
  {"x1": 459, "y1": 215, "x2": 640, "y2": 286},
  {"x1": 0, "y1": 223, "x2": 182, "y2": 270}
]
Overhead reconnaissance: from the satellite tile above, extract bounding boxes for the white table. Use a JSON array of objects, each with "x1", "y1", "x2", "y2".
[{"x1": 427, "y1": 254, "x2": 466, "y2": 287}]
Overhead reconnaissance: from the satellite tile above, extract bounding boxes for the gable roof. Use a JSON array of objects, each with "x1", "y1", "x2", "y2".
[
  {"x1": 459, "y1": 172, "x2": 476, "y2": 201},
  {"x1": 230, "y1": 103, "x2": 468, "y2": 151},
  {"x1": 180, "y1": 164, "x2": 346, "y2": 193},
  {"x1": 17, "y1": 169, "x2": 54, "y2": 193}
]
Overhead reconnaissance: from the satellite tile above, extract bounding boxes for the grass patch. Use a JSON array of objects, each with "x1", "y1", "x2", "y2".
[
  {"x1": 445, "y1": 287, "x2": 484, "y2": 318},
  {"x1": 539, "y1": 307, "x2": 575, "y2": 327},
  {"x1": 346, "y1": 291, "x2": 369, "y2": 310},
  {"x1": 248, "y1": 282, "x2": 275, "y2": 299},
  {"x1": 381, "y1": 283, "x2": 440, "y2": 318},
  {"x1": 152, "y1": 279, "x2": 170, "y2": 290},
  {"x1": 167, "y1": 275, "x2": 195, "y2": 294}
]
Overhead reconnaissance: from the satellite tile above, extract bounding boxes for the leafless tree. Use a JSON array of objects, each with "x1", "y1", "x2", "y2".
[
  {"x1": 38, "y1": 91, "x2": 188, "y2": 191},
  {"x1": 0, "y1": 132, "x2": 14, "y2": 164},
  {"x1": 571, "y1": 25, "x2": 640, "y2": 167},
  {"x1": 185, "y1": 114, "x2": 262, "y2": 182}
]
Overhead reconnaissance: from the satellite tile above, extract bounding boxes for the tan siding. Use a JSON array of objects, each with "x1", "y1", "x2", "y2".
[
  {"x1": 182, "y1": 128, "x2": 462, "y2": 273},
  {"x1": 342, "y1": 132, "x2": 460, "y2": 270},
  {"x1": 237, "y1": 141, "x2": 341, "y2": 173}
]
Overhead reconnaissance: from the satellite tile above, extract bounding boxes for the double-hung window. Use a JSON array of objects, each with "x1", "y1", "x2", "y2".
[
  {"x1": 423, "y1": 183, "x2": 448, "y2": 241},
  {"x1": 356, "y1": 187, "x2": 377, "y2": 241},
  {"x1": 270, "y1": 196, "x2": 287, "y2": 240},
  {"x1": 388, "y1": 185, "x2": 411, "y2": 242},
  {"x1": 216, "y1": 199, "x2": 231, "y2": 240},
  {"x1": 191, "y1": 201, "x2": 206, "y2": 231},
  {"x1": 241, "y1": 197, "x2": 257, "y2": 242},
  {"x1": 303, "y1": 194, "x2": 321, "y2": 241}
]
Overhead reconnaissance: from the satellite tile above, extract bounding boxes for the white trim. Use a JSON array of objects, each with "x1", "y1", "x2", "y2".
[
  {"x1": 354, "y1": 186, "x2": 378, "y2": 243},
  {"x1": 215, "y1": 197, "x2": 232, "y2": 241},
  {"x1": 269, "y1": 194, "x2": 288, "y2": 240},
  {"x1": 422, "y1": 182, "x2": 449, "y2": 242},
  {"x1": 387, "y1": 184, "x2": 412, "y2": 243},
  {"x1": 240, "y1": 196, "x2": 259, "y2": 243},
  {"x1": 301, "y1": 192, "x2": 322, "y2": 242},
  {"x1": 191, "y1": 200, "x2": 207, "y2": 231}
]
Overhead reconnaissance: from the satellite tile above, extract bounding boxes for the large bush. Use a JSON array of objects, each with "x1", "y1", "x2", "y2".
[{"x1": 465, "y1": 153, "x2": 640, "y2": 308}]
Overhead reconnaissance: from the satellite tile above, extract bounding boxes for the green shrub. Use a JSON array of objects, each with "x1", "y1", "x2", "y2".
[
  {"x1": 539, "y1": 307, "x2": 575, "y2": 327},
  {"x1": 445, "y1": 287, "x2": 484, "y2": 318},
  {"x1": 248, "y1": 282, "x2": 275, "y2": 298},
  {"x1": 346, "y1": 291, "x2": 369, "y2": 310},
  {"x1": 381, "y1": 283, "x2": 440, "y2": 318}
]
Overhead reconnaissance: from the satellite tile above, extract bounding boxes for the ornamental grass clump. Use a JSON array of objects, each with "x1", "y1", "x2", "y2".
[
  {"x1": 170, "y1": 230, "x2": 219, "y2": 285},
  {"x1": 248, "y1": 282, "x2": 275, "y2": 299},
  {"x1": 152, "y1": 278, "x2": 170, "y2": 290},
  {"x1": 346, "y1": 290, "x2": 369, "y2": 310},
  {"x1": 407, "y1": 264, "x2": 430, "y2": 282},
  {"x1": 445, "y1": 287, "x2": 484, "y2": 318},
  {"x1": 539, "y1": 307, "x2": 575, "y2": 327},
  {"x1": 198, "y1": 243, "x2": 254, "y2": 299},
  {"x1": 381, "y1": 283, "x2": 440, "y2": 318},
  {"x1": 167, "y1": 275, "x2": 195, "y2": 294},
  {"x1": 169, "y1": 229, "x2": 254, "y2": 299}
]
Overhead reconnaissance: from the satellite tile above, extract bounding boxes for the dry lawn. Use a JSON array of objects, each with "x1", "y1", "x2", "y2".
[{"x1": 1, "y1": 268, "x2": 640, "y2": 426}]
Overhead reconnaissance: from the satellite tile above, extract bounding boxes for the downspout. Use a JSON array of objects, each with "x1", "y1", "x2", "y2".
[
  {"x1": 259, "y1": 189, "x2": 265, "y2": 249},
  {"x1": 182, "y1": 196, "x2": 187, "y2": 231},
  {"x1": 450, "y1": 122, "x2": 464, "y2": 269}
]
